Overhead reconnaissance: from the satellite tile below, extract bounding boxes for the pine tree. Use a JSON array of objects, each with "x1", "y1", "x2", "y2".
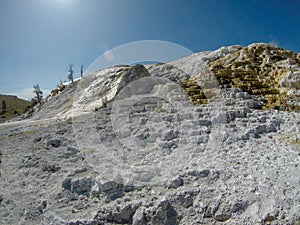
[{"x1": 33, "y1": 84, "x2": 43, "y2": 104}]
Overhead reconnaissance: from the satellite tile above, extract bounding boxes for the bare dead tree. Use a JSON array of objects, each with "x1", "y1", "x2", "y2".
[{"x1": 68, "y1": 64, "x2": 74, "y2": 83}]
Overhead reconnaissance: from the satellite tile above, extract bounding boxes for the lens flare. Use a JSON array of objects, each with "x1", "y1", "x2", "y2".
[{"x1": 104, "y1": 50, "x2": 114, "y2": 62}]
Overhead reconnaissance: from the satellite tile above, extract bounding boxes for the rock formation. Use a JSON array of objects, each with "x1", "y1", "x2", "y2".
[{"x1": 0, "y1": 43, "x2": 299, "y2": 224}]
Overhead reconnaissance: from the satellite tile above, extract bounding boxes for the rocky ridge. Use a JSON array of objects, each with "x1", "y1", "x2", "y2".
[{"x1": 180, "y1": 43, "x2": 300, "y2": 110}]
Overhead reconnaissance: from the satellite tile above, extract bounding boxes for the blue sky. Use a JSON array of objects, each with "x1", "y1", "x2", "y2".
[{"x1": 0, "y1": 0, "x2": 299, "y2": 100}]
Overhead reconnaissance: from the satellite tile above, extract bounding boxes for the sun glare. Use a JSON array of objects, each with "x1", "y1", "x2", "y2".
[{"x1": 53, "y1": 0, "x2": 69, "y2": 5}]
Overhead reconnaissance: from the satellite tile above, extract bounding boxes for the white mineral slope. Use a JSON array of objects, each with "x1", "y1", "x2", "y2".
[
  {"x1": 27, "y1": 45, "x2": 242, "y2": 121},
  {"x1": 147, "y1": 45, "x2": 242, "y2": 83},
  {"x1": 0, "y1": 44, "x2": 299, "y2": 225}
]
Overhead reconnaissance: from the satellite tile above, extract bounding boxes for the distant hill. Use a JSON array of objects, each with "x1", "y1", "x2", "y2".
[{"x1": 0, "y1": 94, "x2": 31, "y2": 121}]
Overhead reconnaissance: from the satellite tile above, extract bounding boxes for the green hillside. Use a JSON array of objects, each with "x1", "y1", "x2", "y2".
[{"x1": 0, "y1": 94, "x2": 31, "y2": 121}]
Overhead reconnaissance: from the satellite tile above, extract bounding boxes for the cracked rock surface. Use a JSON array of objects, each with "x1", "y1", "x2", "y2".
[{"x1": 0, "y1": 43, "x2": 299, "y2": 224}]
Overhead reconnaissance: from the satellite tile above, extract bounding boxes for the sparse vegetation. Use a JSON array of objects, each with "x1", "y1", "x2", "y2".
[
  {"x1": 33, "y1": 84, "x2": 43, "y2": 104},
  {"x1": 1, "y1": 100, "x2": 7, "y2": 114},
  {"x1": 0, "y1": 94, "x2": 31, "y2": 122},
  {"x1": 50, "y1": 84, "x2": 66, "y2": 97}
]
